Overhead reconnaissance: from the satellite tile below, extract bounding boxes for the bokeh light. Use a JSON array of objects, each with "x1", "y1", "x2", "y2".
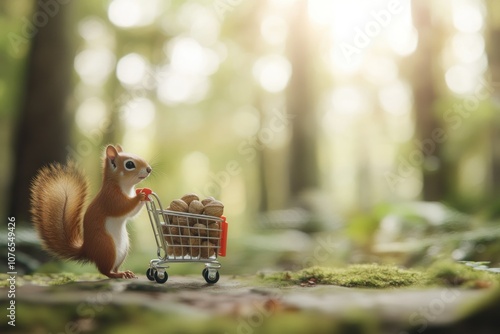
[
  {"x1": 252, "y1": 54, "x2": 292, "y2": 93},
  {"x1": 260, "y1": 15, "x2": 288, "y2": 45},
  {"x1": 452, "y1": 0, "x2": 484, "y2": 33},
  {"x1": 74, "y1": 48, "x2": 115, "y2": 86},
  {"x1": 75, "y1": 97, "x2": 108, "y2": 134},
  {"x1": 108, "y1": 0, "x2": 163, "y2": 28},
  {"x1": 116, "y1": 53, "x2": 149, "y2": 86},
  {"x1": 121, "y1": 98, "x2": 156, "y2": 130}
]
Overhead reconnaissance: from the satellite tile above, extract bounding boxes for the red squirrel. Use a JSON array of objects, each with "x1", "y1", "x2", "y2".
[{"x1": 30, "y1": 144, "x2": 152, "y2": 279}]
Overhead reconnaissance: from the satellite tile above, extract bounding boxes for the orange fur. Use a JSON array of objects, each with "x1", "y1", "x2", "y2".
[{"x1": 30, "y1": 145, "x2": 151, "y2": 279}]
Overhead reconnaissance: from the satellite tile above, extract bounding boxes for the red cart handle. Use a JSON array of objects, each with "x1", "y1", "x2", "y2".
[
  {"x1": 218, "y1": 216, "x2": 228, "y2": 257},
  {"x1": 136, "y1": 187, "x2": 153, "y2": 201}
]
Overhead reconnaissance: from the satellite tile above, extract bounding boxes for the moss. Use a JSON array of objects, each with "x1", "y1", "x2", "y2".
[
  {"x1": 261, "y1": 261, "x2": 500, "y2": 289},
  {"x1": 0, "y1": 274, "x2": 11, "y2": 287},
  {"x1": 262, "y1": 264, "x2": 426, "y2": 288},
  {"x1": 258, "y1": 271, "x2": 295, "y2": 287},
  {"x1": 426, "y1": 260, "x2": 500, "y2": 289},
  {"x1": 302, "y1": 264, "x2": 426, "y2": 288},
  {"x1": 0, "y1": 272, "x2": 105, "y2": 287},
  {"x1": 46, "y1": 273, "x2": 78, "y2": 285}
]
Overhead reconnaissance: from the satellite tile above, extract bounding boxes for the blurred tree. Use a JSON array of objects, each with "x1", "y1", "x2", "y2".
[
  {"x1": 286, "y1": 0, "x2": 319, "y2": 202},
  {"x1": 485, "y1": 1, "x2": 500, "y2": 202},
  {"x1": 9, "y1": 0, "x2": 74, "y2": 222},
  {"x1": 409, "y1": 0, "x2": 448, "y2": 201}
]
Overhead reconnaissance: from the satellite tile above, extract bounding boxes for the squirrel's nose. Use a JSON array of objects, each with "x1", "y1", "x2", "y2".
[{"x1": 146, "y1": 167, "x2": 152, "y2": 174}]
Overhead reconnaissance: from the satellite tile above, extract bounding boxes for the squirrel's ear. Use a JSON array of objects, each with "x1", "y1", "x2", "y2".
[
  {"x1": 106, "y1": 145, "x2": 119, "y2": 160},
  {"x1": 106, "y1": 145, "x2": 118, "y2": 169},
  {"x1": 116, "y1": 144, "x2": 123, "y2": 153}
]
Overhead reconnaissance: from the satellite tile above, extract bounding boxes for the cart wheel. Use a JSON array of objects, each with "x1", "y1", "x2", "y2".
[
  {"x1": 154, "y1": 270, "x2": 168, "y2": 284},
  {"x1": 202, "y1": 268, "x2": 220, "y2": 284},
  {"x1": 146, "y1": 268, "x2": 155, "y2": 281}
]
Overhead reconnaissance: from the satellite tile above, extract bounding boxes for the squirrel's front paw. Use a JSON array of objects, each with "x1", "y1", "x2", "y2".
[{"x1": 136, "y1": 188, "x2": 152, "y2": 201}]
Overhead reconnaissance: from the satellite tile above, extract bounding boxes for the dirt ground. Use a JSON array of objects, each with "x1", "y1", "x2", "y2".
[{"x1": 2, "y1": 273, "x2": 500, "y2": 334}]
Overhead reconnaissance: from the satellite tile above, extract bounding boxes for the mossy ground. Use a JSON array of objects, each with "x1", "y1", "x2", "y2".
[
  {"x1": 3, "y1": 260, "x2": 498, "y2": 290},
  {"x1": 426, "y1": 260, "x2": 500, "y2": 288},
  {"x1": 5, "y1": 303, "x2": 368, "y2": 334},
  {"x1": 260, "y1": 261, "x2": 500, "y2": 289},
  {"x1": 0, "y1": 272, "x2": 105, "y2": 287},
  {"x1": 1, "y1": 262, "x2": 500, "y2": 334}
]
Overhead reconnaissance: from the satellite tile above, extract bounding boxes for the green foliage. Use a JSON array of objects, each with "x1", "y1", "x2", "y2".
[{"x1": 346, "y1": 214, "x2": 381, "y2": 246}]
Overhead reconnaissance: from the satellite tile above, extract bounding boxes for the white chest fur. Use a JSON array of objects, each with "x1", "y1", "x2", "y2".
[{"x1": 105, "y1": 217, "x2": 130, "y2": 270}]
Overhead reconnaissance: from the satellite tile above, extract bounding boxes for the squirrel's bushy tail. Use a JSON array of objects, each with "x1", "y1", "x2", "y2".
[{"x1": 30, "y1": 161, "x2": 87, "y2": 261}]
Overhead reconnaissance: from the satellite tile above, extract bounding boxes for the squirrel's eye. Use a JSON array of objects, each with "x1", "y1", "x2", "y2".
[{"x1": 124, "y1": 160, "x2": 136, "y2": 170}]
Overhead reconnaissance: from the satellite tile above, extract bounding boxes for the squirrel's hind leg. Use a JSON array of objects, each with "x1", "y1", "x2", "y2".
[
  {"x1": 111, "y1": 268, "x2": 136, "y2": 279},
  {"x1": 91, "y1": 245, "x2": 135, "y2": 279},
  {"x1": 110, "y1": 256, "x2": 136, "y2": 279},
  {"x1": 98, "y1": 262, "x2": 136, "y2": 279},
  {"x1": 120, "y1": 270, "x2": 136, "y2": 279}
]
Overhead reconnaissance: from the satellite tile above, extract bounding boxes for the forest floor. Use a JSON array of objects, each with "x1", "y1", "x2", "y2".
[{"x1": 2, "y1": 268, "x2": 500, "y2": 334}]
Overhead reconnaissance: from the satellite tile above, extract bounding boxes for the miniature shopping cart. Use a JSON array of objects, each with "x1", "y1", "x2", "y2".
[{"x1": 141, "y1": 189, "x2": 228, "y2": 284}]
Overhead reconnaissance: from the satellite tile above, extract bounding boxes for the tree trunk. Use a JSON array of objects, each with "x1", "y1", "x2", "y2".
[
  {"x1": 410, "y1": 0, "x2": 447, "y2": 201},
  {"x1": 485, "y1": 2, "x2": 500, "y2": 199},
  {"x1": 286, "y1": 0, "x2": 319, "y2": 202},
  {"x1": 9, "y1": 1, "x2": 74, "y2": 222}
]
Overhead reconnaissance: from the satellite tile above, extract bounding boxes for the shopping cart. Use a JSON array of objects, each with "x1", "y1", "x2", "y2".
[{"x1": 139, "y1": 189, "x2": 228, "y2": 284}]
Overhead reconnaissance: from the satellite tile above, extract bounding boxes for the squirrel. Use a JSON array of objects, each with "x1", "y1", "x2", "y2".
[{"x1": 30, "y1": 144, "x2": 152, "y2": 279}]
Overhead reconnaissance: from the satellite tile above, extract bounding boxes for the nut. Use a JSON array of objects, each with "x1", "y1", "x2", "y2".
[
  {"x1": 188, "y1": 200, "x2": 205, "y2": 226},
  {"x1": 207, "y1": 222, "x2": 220, "y2": 238},
  {"x1": 169, "y1": 199, "x2": 188, "y2": 212},
  {"x1": 193, "y1": 223, "x2": 208, "y2": 237},
  {"x1": 162, "y1": 224, "x2": 182, "y2": 244},
  {"x1": 177, "y1": 227, "x2": 192, "y2": 245},
  {"x1": 188, "y1": 200, "x2": 204, "y2": 214},
  {"x1": 188, "y1": 238, "x2": 201, "y2": 257},
  {"x1": 167, "y1": 224, "x2": 180, "y2": 236},
  {"x1": 167, "y1": 245, "x2": 186, "y2": 257},
  {"x1": 201, "y1": 197, "x2": 215, "y2": 206},
  {"x1": 182, "y1": 226, "x2": 194, "y2": 237},
  {"x1": 203, "y1": 200, "x2": 224, "y2": 217},
  {"x1": 200, "y1": 241, "x2": 216, "y2": 258},
  {"x1": 162, "y1": 223, "x2": 172, "y2": 238},
  {"x1": 163, "y1": 222, "x2": 192, "y2": 244},
  {"x1": 181, "y1": 193, "x2": 199, "y2": 205},
  {"x1": 171, "y1": 216, "x2": 188, "y2": 226}
]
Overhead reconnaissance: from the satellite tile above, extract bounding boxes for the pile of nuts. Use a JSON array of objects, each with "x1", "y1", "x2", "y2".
[{"x1": 161, "y1": 193, "x2": 224, "y2": 258}]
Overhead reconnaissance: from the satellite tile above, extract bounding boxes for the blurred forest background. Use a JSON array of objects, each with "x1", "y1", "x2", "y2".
[{"x1": 2, "y1": 0, "x2": 500, "y2": 275}]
